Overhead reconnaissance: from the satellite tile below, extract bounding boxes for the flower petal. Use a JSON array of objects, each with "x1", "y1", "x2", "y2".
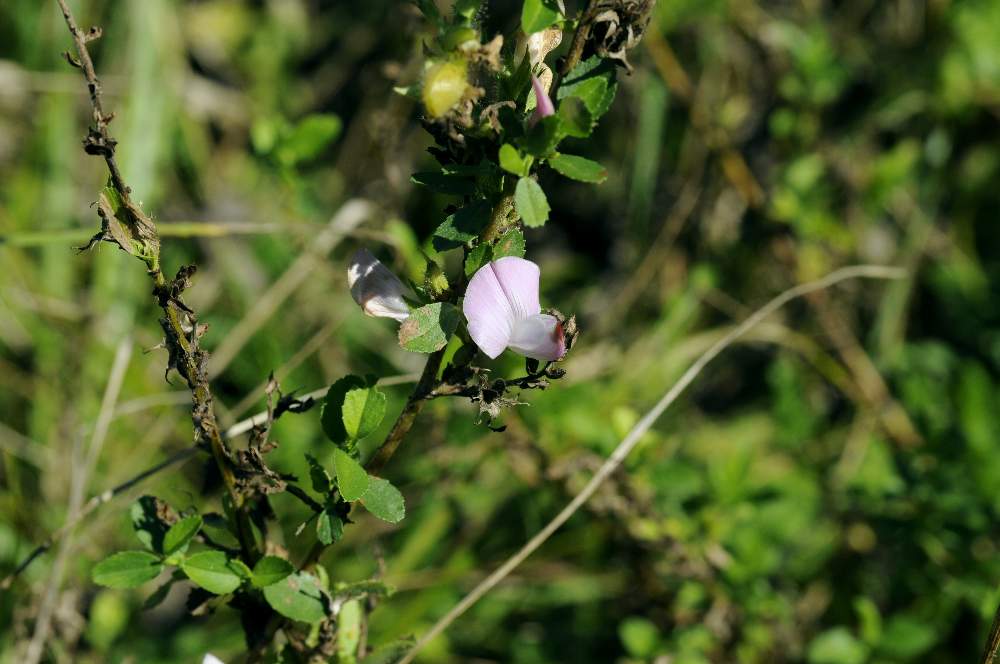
[
  {"x1": 509, "y1": 313, "x2": 566, "y2": 361},
  {"x1": 530, "y1": 75, "x2": 555, "y2": 122},
  {"x1": 203, "y1": 655, "x2": 225, "y2": 664},
  {"x1": 464, "y1": 261, "x2": 517, "y2": 359},
  {"x1": 490, "y1": 256, "x2": 541, "y2": 320},
  {"x1": 347, "y1": 248, "x2": 411, "y2": 321}
]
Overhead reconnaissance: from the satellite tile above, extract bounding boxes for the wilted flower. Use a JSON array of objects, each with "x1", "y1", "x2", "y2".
[
  {"x1": 530, "y1": 75, "x2": 556, "y2": 125},
  {"x1": 463, "y1": 257, "x2": 566, "y2": 361},
  {"x1": 347, "y1": 248, "x2": 410, "y2": 322}
]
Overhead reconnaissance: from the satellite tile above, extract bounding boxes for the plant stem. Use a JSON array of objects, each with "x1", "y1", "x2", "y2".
[
  {"x1": 365, "y1": 349, "x2": 446, "y2": 474},
  {"x1": 56, "y1": 0, "x2": 258, "y2": 564}
]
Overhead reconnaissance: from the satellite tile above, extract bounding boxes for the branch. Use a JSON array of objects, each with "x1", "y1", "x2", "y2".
[
  {"x1": 397, "y1": 264, "x2": 907, "y2": 664},
  {"x1": 56, "y1": 0, "x2": 257, "y2": 562},
  {"x1": 365, "y1": 349, "x2": 446, "y2": 474}
]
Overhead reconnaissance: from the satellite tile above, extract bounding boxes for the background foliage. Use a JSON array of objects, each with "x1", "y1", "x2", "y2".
[{"x1": 1, "y1": 0, "x2": 1000, "y2": 662}]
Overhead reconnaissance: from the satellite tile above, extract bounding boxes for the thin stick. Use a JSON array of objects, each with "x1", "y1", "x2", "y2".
[{"x1": 397, "y1": 264, "x2": 907, "y2": 664}]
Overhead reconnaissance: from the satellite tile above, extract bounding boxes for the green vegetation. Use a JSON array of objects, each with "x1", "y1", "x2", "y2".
[{"x1": 1, "y1": 0, "x2": 999, "y2": 662}]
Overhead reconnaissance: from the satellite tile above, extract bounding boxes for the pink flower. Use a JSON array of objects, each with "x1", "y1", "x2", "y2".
[
  {"x1": 463, "y1": 257, "x2": 566, "y2": 361},
  {"x1": 530, "y1": 74, "x2": 555, "y2": 125},
  {"x1": 347, "y1": 249, "x2": 411, "y2": 322}
]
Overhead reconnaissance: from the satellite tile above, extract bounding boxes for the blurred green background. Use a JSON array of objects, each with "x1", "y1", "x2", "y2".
[{"x1": 2, "y1": 0, "x2": 1000, "y2": 662}]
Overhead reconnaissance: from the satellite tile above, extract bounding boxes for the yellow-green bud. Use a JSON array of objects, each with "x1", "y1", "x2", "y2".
[
  {"x1": 422, "y1": 60, "x2": 468, "y2": 118},
  {"x1": 442, "y1": 26, "x2": 478, "y2": 51}
]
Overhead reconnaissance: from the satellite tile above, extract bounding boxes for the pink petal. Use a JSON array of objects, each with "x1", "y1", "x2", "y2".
[
  {"x1": 347, "y1": 248, "x2": 411, "y2": 321},
  {"x1": 490, "y1": 256, "x2": 541, "y2": 320},
  {"x1": 530, "y1": 75, "x2": 555, "y2": 123},
  {"x1": 464, "y1": 257, "x2": 543, "y2": 359},
  {"x1": 509, "y1": 313, "x2": 566, "y2": 361}
]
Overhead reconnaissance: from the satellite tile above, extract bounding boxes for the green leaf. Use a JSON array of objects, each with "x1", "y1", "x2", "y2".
[
  {"x1": 515, "y1": 177, "x2": 550, "y2": 228},
  {"x1": 360, "y1": 477, "x2": 406, "y2": 523},
  {"x1": 201, "y1": 512, "x2": 240, "y2": 550},
  {"x1": 398, "y1": 302, "x2": 461, "y2": 352},
  {"x1": 464, "y1": 242, "x2": 493, "y2": 277},
  {"x1": 181, "y1": 551, "x2": 244, "y2": 595},
  {"x1": 619, "y1": 617, "x2": 661, "y2": 658},
  {"x1": 877, "y1": 616, "x2": 937, "y2": 659},
  {"x1": 431, "y1": 200, "x2": 492, "y2": 251},
  {"x1": 321, "y1": 374, "x2": 369, "y2": 450},
  {"x1": 252, "y1": 555, "x2": 295, "y2": 588},
  {"x1": 411, "y1": 171, "x2": 476, "y2": 195},
  {"x1": 337, "y1": 599, "x2": 363, "y2": 659},
  {"x1": 548, "y1": 153, "x2": 607, "y2": 183},
  {"x1": 92, "y1": 551, "x2": 164, "y2": 589},
  {"x1": 262, "y1": 572, "x2": 327, "y2": 623},
  {"x1": 342, "y1": 385, "x2": 386, "y2": 442},
  {"x1": 521, "y1": 0, "x2": 560, "y2": 34},
  {"x1": 414, "y1": 0, "x2": 440, "y2": 21},
  {"x1": 499, "y1": 144, "x2": 530, "y2": 176},
  {"x1": 305, "y1": 454, "x2": 331, "y2": 494},
  {"x1": 130, "y1": 495, "x2": 173, "y2": 554},
  {"x1": 557, "y1": 97, "x2": 594, "y2": 138},
  {"x1": 520, "y1": 115, "x2": 560, "y2": 157},
  {"x1": 557, "y1": 56, "x2": 618, "y2": 120},
  {"x1": 278, "y1": 113, "x2": 342, "y2": 166},
  {"x1": 494, "y1": 228, "x2": 526, "y2": 259},
  {"x1": 333, "y1": 448, "x2": 369, "y2": 501},
  {"x1": 162, "y1": 514, "x2": 202, "y2": 557},
  {"x1": 808, "y1": 628, "x2": 869, "y2": 664},
  {"x1": 316, "y1": 509, "x2": 344, "y2": 545}
]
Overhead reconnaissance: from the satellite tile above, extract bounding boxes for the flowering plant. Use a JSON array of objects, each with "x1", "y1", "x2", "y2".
[{"x1": 35, "y1": 0, "x2": 655, "y2": 661}]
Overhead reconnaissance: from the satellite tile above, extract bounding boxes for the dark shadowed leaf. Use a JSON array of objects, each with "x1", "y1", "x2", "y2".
[
  {"x1": 432, "y1": 200, "x2": 492, "y2": 251},
  {"x1": 411, "y1": 171, "x2": 476, "y2": 195},
  {"x1": 316, "y1": 509, "x2": 344, "y2": 545},
  {"x1": 557, "y1": 97, "x2": 594, "y2": 138},
  {"x1": 130, "y1": 495, "x2": 173, "y2": 554},
  {"x1": 557, "y1": 56, "x2": 618, "y2": 120}
]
